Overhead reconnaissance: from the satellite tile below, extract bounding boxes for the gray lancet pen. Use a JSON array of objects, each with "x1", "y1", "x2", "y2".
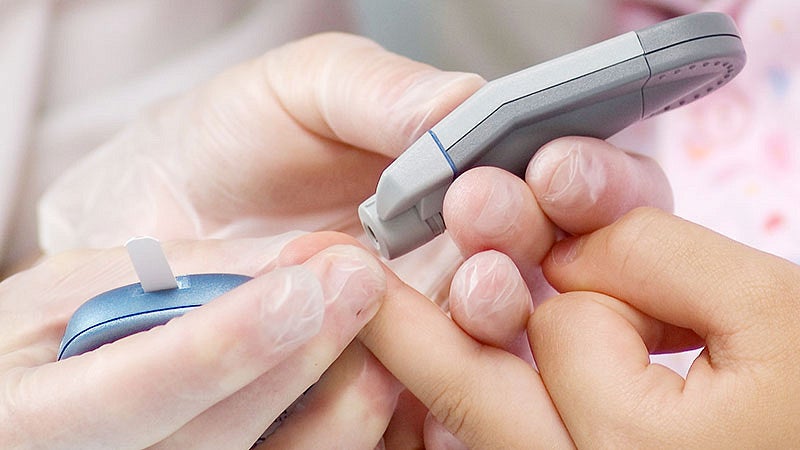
[{"x1": 359, "y1": 12, "x2": 746, "y2": 259}]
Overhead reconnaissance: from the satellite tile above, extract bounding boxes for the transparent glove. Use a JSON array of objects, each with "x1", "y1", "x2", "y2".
[
  {"x1": 0, "y1": 234, "x2": 391, "y2": 449},
  {"x1": 35, "y1": 33, "x2": 488, "y2": 448},
  {"x1": 38, "y1": 32, "x2": 483, "y2": 260}
]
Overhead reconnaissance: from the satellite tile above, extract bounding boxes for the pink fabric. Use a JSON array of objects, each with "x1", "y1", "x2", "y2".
[{"x1": 617, "y1": 0, "x2": 800, "y2": 264}]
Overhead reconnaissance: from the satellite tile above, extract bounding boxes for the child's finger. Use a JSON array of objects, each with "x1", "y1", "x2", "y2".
[
  {"x1": 423, "y1": 411, "x2": 469, "y2": 450},
  {"x1": 359, "y1": 274, "x2": 573, "y2": 449},
  {"x1": 10, "y1": 246, "x2": 385, "y2": 449},
  {"x1": 382, "y1": 389, "x2": 428, "y2": 449},
  {"x1": 527, "y1": 137, "x2": 673, "y2": 235}
]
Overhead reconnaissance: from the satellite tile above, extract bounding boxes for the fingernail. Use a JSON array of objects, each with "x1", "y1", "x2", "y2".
[
  {"x1": 472, "y1": 176, "x2": 524, "y2": 238},
  {"x1": 529, "y1": 141, "x2": 605, "y2": 206},
  {"x1": 257, "y1": 266, "x2": 326, "y2": 353},
  {"x1": 550, "y1": 236, "x2": 583, "y2": 266},
  {"x1": 305, "y1": 245, "x2": 386, "y2": 319}
]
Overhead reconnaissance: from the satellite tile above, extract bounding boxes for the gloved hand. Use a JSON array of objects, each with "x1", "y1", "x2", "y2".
[
  {"x1": 34, "y1": 32, "x2": 484, "y2": 449},
  {"x1": 38, "y1": 32, "x2": 484, "y2": 255},
  {"x1": 0, "y1": 235, "x2": 389, "y2": 449}
]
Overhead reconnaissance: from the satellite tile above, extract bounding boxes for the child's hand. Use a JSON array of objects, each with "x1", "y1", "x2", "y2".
[
  {"x1": 534, "y1": 207, "x2": 800, "y2": 448},
  {"x1": 0, "y1": 236, "x2": 391, "y2": 449}
]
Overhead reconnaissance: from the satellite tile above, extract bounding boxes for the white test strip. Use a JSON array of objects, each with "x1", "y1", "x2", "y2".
[{"x1": 125, "y1": 236, "x2": 179, "y2": 292}]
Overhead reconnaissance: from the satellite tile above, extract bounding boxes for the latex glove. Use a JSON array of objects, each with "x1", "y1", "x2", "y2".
[
  {"x1": 0, "y1": 235, "x2": 389, "y2": 449},
  {"x1": 38, "y1": 32, "x2": 483, "y2": 255},
  {"x1": 354, "y1": 137, "x2": 675, "y2": 449}
]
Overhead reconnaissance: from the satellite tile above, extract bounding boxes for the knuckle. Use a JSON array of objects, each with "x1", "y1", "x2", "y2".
[
  {"x1": 427, "y1": 376, "x2": 475, "y2": 441},
  {"x1": 606, "y1": 207, "x2": 666, "y2": 250}
]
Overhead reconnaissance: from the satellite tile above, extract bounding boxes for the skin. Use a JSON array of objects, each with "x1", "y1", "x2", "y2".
[
  {"x1": 38, "y1": 32, "x2": 485, "y2": 250},
  {"x1": 536, "y1": 207, "x2": 800, "y2": 448}
]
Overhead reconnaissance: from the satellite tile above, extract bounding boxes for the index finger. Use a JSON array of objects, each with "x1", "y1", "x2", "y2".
[
  {"x1": 282, "y1": 232, "x2": 574, "y2": 449},
  {"x1": 360, "y1": 275, "x2": 574, "y2": 450},
  {"x1": 265, "y1": 32, "x2": 486, "y2": 157}
]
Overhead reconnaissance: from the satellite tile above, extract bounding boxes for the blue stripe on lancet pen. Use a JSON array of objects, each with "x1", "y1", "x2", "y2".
[{"x1": 428, "y1": 130, "x2": 458, "y2": 176}]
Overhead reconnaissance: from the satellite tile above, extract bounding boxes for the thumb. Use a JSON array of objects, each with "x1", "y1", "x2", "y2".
[
  {"x1": 528, "y1": 290, "x2": 691, "y2": 448},
  {"x1": 39, "y1": 33, "x2": 484, "y2": 252},
  {"x1": 526, "y1": 137, "x2": 673, "y2": 235},
  {"x1": 263, "y1": 32, "x2": 486, "y2": 157}
]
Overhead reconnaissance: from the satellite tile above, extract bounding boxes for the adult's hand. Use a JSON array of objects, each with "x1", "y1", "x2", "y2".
[
  {"x1": 0, "y1": 236, "x2": 389, "y2": 449},
  {"x1": 39, "y1": 33, "x2": 484, "y2": 253},
  {"x1": 33, "y1": 32, "x2": 484, "y2": 449}
]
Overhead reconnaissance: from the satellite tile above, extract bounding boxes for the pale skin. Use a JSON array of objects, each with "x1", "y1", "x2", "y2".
[{"x1": 0, "y1": 237, "x2": 390, "y2": 449}]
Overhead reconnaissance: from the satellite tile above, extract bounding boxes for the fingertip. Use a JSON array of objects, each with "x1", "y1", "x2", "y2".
[
  {"x1": 301, "y1": 244, "x2": 387, "y2": 333},
  {"x1": 526, "y1": 137, "x2": 611, "y2": 227},
  {"x1": 527, "y1": 137, "x2": 673, "y2": 234},
  {"x1": 443, "y1": 166, "x2": 555, "y2": 267},
  {"x1": 449, "y1": 251, "x2": 532, "y2": 349},
  {"x1": 386, "y1": 71, "x2": 486, "y2": 154},
  {"x1": 270, "y1": 32, "x2": 485, "y2": 157},
  {"x1": 445, "y1": 167, "x2": 528, "y2": 244}
]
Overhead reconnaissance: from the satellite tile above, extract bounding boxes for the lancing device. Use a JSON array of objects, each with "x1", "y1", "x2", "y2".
[{"x1": 358, "y1": 12, "x2": 746, "y2": 259}]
